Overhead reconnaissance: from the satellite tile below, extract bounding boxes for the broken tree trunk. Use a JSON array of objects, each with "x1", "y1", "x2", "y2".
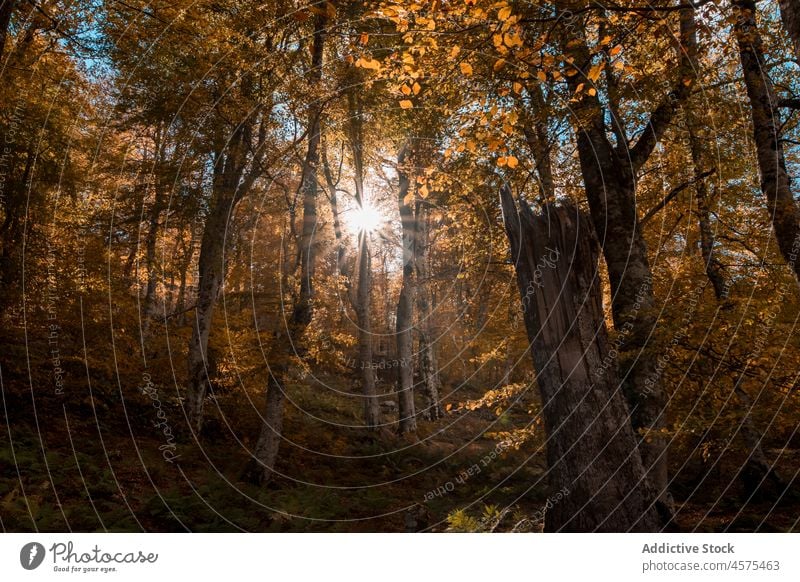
[{"x1": 500, "y1": 186, "x2": 662, "y2": 532}]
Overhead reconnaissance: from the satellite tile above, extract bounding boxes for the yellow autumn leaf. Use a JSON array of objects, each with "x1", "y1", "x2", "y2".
[
  {"x1": 513, "y1": 82, "x2": 523, "y2": 94},
  {"x1": 412, "y1": 81, "x2": 421, "y2": 95},
  {"x1": 537, "y1": 70, "x2": 547, "y2": 82},
  {"x1": 460, "y1": 62, "x2": 473, "y2": 76},
  {"x1": 399, "y1": 100, "x2": 413, "y2": 109},
  {"x1": 401, "y1": 84, "x2": 411, "y2": 96},
  {"x1": 588, "y1": 87, "x2": 597, "y2": 96},
  {"x1": 494, "y1": 58, "x2": 506, "y2": 72},
  {"x1": 506, "y1": 155, "x2": 519, "y2": 169},
  {"x1": 587, "y1": 63, "x2": 603, "y2": 83},
  {"x1": 497, "y1": 156, "x2": 507, "y2": 167},
  {"x1": 498, "y1": 6, "x2": 512, "y2": 21}
]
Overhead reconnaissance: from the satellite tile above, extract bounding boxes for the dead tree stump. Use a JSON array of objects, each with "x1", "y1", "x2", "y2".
[{"x1": 500, "y1": 186, "x2": 662, "y2": 532}]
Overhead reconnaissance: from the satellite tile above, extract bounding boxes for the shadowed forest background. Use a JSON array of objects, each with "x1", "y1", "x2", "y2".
[{"x1": 1, "y1": 0, "x2": 800, "y2": 532}]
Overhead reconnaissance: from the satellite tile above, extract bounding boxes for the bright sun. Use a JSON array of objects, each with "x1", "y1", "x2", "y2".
[{"x1": 349, "y1": 203, "x2": 383, "y2": 233}]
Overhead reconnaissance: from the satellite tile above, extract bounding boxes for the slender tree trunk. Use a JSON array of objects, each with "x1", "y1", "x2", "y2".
[
  {"x1": 175, "y1": 235, "x2": 193, "y2": 322},
  {"x1": 734, "y1": 0, "x2": 800, "y2": 284},
  {"x1": 142, "y1": 182, "x2": 167, "y2": 332},
  {"x1": 395, "y1": 144, "x2": 417, "y2": 435},
  {"x1": 186, "y1": 193, "x2": 234, "y2": 432},
  {"x1": 347, "y1": 93, "x2": 379, "y2": 428},
  {"x1": 521, "y1": 83, "x2": 555, "y2": 202},
  {"x1": 250, "y1": 12, "x2": 327, "y2": 484},
  {"x1": 689, "y1": 134, "x2": 727, "y2": 300},
  {"x1": 779, "y1": 0, "x2": 800, "y2": 58},
  {"x1": 357, "y1": 230, "x2": 379, "y2": 427},
  {"x1": 500, "y1": 188, "x2": 661, "y2": 532},
  {"x1": 414, "y1": 203, "x2": 443, "y2": 420}
]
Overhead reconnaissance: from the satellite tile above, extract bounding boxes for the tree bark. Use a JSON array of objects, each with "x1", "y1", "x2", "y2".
[
  {"x1": 395, "y1": 144, "x2": 417, "y2": 435},
  {"x1": 521, "y1": 83, "x2": 556, "y2": 202},
  {"x1": 733, "y1": 0, "x2": 800, "y2": 284},
  {"x1": 500, "y1": 187, "x2": 662, "y2": 532}
]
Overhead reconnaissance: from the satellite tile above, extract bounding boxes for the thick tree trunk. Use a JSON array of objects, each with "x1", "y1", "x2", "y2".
[
  {"x1": 414, "y1": 203, "x2": 443, "y2": 420},
  {"x1": 779, "y1": 0, "x2": 800, "y2": 58},
  {"x1": 548, "y1": 7, "x2": 699, "y2": 517},
  {"x1": 186, "y1": 194, "x2": 233, "y2": 432},
  {"x1": 734, "y1": 0, "x2": 800, "y2": 284},
  {"x1": 250, "y1": 12, "x2": 327, "y2": 483},
  {"x1": 500, "y1": 188, "x2": 661, "y2": 532},
  {"x1": 395, "y1": 145, "x2": 417, "y2": 435}
]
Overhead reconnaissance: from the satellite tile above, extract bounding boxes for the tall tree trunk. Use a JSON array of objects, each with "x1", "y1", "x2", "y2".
[
  {"x1": 347, "y1": 91, "x2": 379, "y2": 428},
  {"x1": 395, "y1": 144, "x2": 417, "y2": 435},
  {"x1": 687, "y1": 125, "x2": 727, "y2": 301},
  {"x1": 249, "y1": 12, "x2": 327, "y2": 484},
  {"x1": 733, "y1": 0, "x2": 800, "y2": 283},
  {"x1": 779, "y1": 0, "x2": 800, "y2": 58},
  {"x1": 547, "y1": 7, "x2": 698, "y2": 519},
  {"x1": 414, "y1": 202, "x2": 443, "y2": 420},
  {"x1": 142, "y1": 181, "x2": 167, "y2": 333},
  {"x1": 356, "y1": 230, "x2": 379, "y2": 427},
  {"x1": 174, "y1": 234, "x2": 194, "y2": 323},
  {"x1": 186, "y1": 97, "x2": 267, "y2": 432},
  {"x1": 500, "y1": 188, "x2": 661, "y2": 532},
  {"x1": 682, "y1": 34, "x2": 728, "y2": 304},
  {"x1": 186, "y1": 193, "x2": 234, "y2": 432}
]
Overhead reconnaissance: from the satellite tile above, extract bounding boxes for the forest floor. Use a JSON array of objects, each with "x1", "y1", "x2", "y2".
[{"x1": 1, "y1": 355, "x2": 798, "y2": 532}]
